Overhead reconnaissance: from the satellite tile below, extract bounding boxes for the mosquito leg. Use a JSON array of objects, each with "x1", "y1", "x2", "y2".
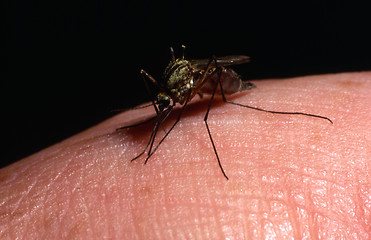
[
  {"x1": 131, "y1": 103, "x2": 156, "y2": 110},
  {"x1": 111, "y1": 102, "x2": 156, "y2": 114},
  {"x1": 203, "y1": 62, "x2": 229, "y2": 180},
  {"x1": 129, "y1": 107, "x2": 172, "y2": 162},
  {"x1": 114, "y1": 70, "x2": 159, "y2": 131},
  {"x1": 145, "y1": 94, "x2": 191, "y2": 164},
  {"x1": 218, "y1": 79, "x2": 333, "y2": 124},
  {"x1": 129, "y1": 121, "x2": 158, "y2": 162},
  {"x1": 140, "y1": 69, "x2": 160, "y2": 114},
  {"x1": 144, "y1": 105, "x2": 174, "y2": 162}
]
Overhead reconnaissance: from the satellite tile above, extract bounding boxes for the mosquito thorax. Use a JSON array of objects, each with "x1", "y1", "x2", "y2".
[
  {"x1": 157, "y1": 92, "x2": 171, "y2": 111},
  {"x1": 163, "y1": 58, "x2": 196, "y2": 104}
]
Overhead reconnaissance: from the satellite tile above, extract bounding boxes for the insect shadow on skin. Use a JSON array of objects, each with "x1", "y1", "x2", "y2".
[{"x1": 117, "y1": 45, "x2": 333, "y2": 180}]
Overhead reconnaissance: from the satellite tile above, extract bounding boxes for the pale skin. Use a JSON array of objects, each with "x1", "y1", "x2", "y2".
[{"x1": 1, "y1": 72, "x2": 370, "y2": 239}]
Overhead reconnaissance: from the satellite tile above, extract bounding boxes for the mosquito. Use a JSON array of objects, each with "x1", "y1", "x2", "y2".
[{"x1": 117, "y1": 45, "x2": 333, "y2": 180}]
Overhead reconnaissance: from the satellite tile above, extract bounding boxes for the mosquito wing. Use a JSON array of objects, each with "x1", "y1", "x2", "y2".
[{"x1": 190, "y1": 55, "x2": 250, "y2": 68}]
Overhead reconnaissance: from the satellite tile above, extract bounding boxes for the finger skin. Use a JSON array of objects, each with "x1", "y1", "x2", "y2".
[{"x1": 1, "y1": 72, "x2": 370, "y2": 239}]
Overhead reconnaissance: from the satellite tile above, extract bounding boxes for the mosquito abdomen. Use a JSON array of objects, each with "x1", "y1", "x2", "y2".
[{"x1": 200, "y1": 68, "x2": 255, "y2": 95}]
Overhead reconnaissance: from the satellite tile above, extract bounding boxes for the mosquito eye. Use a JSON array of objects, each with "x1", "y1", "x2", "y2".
[{"x1": 157, "y1": 94, "x2": 170, "y2": 111}]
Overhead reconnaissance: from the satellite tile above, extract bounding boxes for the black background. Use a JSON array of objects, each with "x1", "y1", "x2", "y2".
[{"x1": 3, "y1": 0, "x2": 371, "y2": 167}]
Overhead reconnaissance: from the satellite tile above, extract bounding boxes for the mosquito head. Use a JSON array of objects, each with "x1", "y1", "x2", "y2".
[{"x1": 157, "y1": 92, "x2": 171, "y2": 112}]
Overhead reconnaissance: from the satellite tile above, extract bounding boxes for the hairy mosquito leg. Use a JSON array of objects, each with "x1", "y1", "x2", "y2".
[{"x1": 145, "y1": 93, "x2": 192, "y2": 163}]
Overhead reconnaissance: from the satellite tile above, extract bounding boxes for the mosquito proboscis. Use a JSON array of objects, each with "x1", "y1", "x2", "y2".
[{"x1": 117, "y1": 46, "x2": 333, "y2": 180}]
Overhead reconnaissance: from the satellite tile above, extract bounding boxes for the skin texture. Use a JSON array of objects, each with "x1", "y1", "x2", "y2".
[{"x1": 0, "y1": 72, "x2": 370, "y2": 239}]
